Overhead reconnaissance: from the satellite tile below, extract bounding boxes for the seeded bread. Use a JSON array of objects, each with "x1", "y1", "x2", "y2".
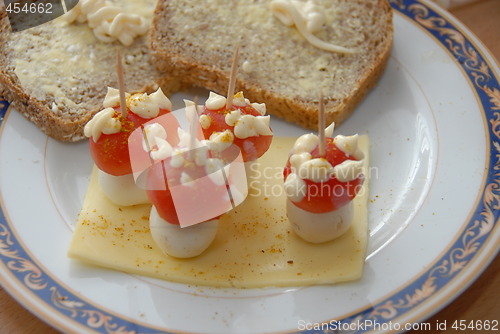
[
  {"x1": 0, "y1": 0, "x2": 180, "y2": 142},
  {"x1": 149, "y1": 0, "x2": 393, "y2": 130}
]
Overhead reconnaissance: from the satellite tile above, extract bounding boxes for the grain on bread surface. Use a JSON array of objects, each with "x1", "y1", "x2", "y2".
[
  {"x1": 149, "y1": 0, "x2": 393, "y2": 130},
  {"x1": 0, "y1": 0, "x2": 180, "y2": 142}
]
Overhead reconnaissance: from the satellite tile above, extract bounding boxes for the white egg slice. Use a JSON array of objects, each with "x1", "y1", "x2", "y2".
[
  {"x1": 286, "y1": 199, "x2": 353, "y2": 243},
  {"x1": 97, "y1": 169, "x2": 149, "y2": 206},
  {"x1": 149, "y1": 206, "x2": 219, "y2": 258}
]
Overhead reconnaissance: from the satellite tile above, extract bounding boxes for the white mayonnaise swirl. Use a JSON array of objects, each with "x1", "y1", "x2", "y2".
[
  {"x1": 103, "y1": 87, "x2": 130, "y2": 108},
  {"x1": 84, "y1": 107, "x2": 121, "y2": 142},
  {"x1": 205, "y1": 91, "x2": 227, "y2": 110},
  {"x1": 142, "y1": 123, "x2": 173, "y2": 161},
  {"x1": 283, "y1": 173, "x2": 307, "y2": 202},
  {"x1": 289, "y1": 152, "x2": 312, "y2": 172},
  {"x1": 291, "y1": 133, "x2": 319, "y2": 154},
  {"x1": 128, "y1": 88, "x2": 172, "y2": 119},
  {"x1": 64, "y1": 0, "x2": 149, "y2": 46},
  {"x1": 270, "y1": 0, "x2": 355, "y2": 54},
  {"x1": 142, "y1": 122, "x2": 167, "y2": 151},
  {"x1": 271, "y1": 0, "x2": 325, "y2": 34},
  {"x1": 163, "y1": 128, "x2": 200, "y2": 168},
  {"x1": 251, "y1": 102, "x2": 267, "y2": 116},
  {"x1": 324, "y1": 122, "x2": 335, "y2": 138},
  {"x1": 232, "y1": 92, "x2": 250, "y2": 107},
  {"x1": 298, "y1": 158, "x2": 334, "y2": 183},
  {"x1": 334, "y1": 134, "x2": 364, "y2": 160},
  {"x1": 151, "y1": 137, "x2": 174, "y2": 162},
  {"x1": 207, "y1": 130, "x2": 235, "y2": 153},
  {"x1": 284, "y1": 122, "x2": 364, "y2": 202},
  {"x1": 176, "y1": 125, "x2": 230, "y2": 191},
  {"x1": 142, "y1": 123, "x2": 227, "y2": 187},
  {"x1": 103, "y1": 87, "x2": 171, "y2": 119},
  {"x1": 333, "y1": 159, "x2": 365, "y2": 183},
  {"x1": 199, "y1": 115, "x2": 212, "y2": 129},
  {"x1": 225, "y1": 110, "x2": 273, "y2": 139},
  {"x1": 203, "y1": 91, "x2": 272, "y2": 140}
]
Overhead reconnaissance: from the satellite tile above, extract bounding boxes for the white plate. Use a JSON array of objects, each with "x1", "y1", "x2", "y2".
[{"x1": 1, "y1": 0, "x2": 499, "y2": 333}]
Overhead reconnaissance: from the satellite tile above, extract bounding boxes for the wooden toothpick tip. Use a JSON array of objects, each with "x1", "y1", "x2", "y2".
[
  {"x1": 188, "y1": 96, "x2": 199, "y2": 161},
  {"x1": 116, "y1": 48, "x2": 128, "y2": 118},
  {"x1": 318, "y1": 93, "x2": 326, "y2": 157},
  {"x1": 225, "y1": 45, "x2": 240, "y2": 110}
]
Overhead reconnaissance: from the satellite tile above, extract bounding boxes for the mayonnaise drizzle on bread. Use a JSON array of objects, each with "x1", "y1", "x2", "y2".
[
  {"x1": 64, "y1": 0, "x2": 149, "y2": 46},
  {"x1": 270, "y1": 0, "x2": 355, "y2": 54}
]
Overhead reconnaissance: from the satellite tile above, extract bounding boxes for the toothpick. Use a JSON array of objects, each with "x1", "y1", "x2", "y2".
[
  {"x1": 318, "y1": 93, "x2": 326, "y2": 157},
  {"x1": 188, "y1": 96, "x2": 199, "y2": 161},
  {"x1": 116, "y1": 48, "x2": 128, "y2": 118},
  {"x1": 225, "y1": 45, "x2": 240, "y2": 110}
]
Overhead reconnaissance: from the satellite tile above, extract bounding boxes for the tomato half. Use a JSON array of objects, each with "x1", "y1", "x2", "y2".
[
  {"x1": 201, "y1": 104, "x2": 272, "y2": 162},
  {"x1": 146, "y1": 157, "x2": 230, "y2": 225},
  {"x1": 89, "y1": 107, "x2": 170, "y2": 176},
  {"x1": 283, "y1": 137, "x2": 364, "y2": 213}
]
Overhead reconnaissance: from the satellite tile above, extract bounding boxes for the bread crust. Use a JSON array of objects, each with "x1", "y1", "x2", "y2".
[
  {"x1": 0, "y1": 0, "x2": 393, "y2": 141},
  {"x1": 149, "y1": 0, "x2": 393, "y2": 130},
  {"x1": 0, "y1": 9, "x2": 180, "y2": 142}
]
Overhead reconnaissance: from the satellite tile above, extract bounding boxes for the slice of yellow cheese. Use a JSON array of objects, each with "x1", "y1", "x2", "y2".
[{"x1": 68, "y1": 136, "x2": 370, "y2": 288}]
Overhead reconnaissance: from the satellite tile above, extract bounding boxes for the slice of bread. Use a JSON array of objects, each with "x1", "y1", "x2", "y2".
[
  {"x1": 0, "y1": 0, "x2": 180, "y2": 142},
  {"x1": 149, "y1": 0, "x2": 393, "y2": 130}
]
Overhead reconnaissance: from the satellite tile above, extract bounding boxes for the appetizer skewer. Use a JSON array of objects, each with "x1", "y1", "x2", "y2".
[
  {"x1": 199, "y1": 91, "x2": 273, "y2": 165},
  {"x1": 283, "y1": 97, "x2": 365, "y2": 243},
  {"x1": 198, "y1": 47, "x2": 273, "y2": 167},
  {"x1": 144, "y1": 105, "x2": 232, "y2": 258},
  {"x1": 84, "y1": 52, "x2": 172, "y2": 206}
]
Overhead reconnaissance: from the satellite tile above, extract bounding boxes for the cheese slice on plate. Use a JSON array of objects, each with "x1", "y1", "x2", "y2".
[{"x1": 68, "y1": 136, "x2": 370, "y2": 288}]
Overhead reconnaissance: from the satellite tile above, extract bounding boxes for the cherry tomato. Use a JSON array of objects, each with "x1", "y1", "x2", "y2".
[
  {"x1": 89, "y1": 107, "x2": 170, "y2": 176},
  {"x1": 146, "y1": 161, "x2": 181, "y2": 224},
  {"x1": 146, "y1": 157, "x2": 229, "y2": 225},
  {"x1": 283, "y1": 137, "x2": 364, "y2": 213},
  {"x1": 201, "y1": 104, "x2": 272, "y2": 162}
]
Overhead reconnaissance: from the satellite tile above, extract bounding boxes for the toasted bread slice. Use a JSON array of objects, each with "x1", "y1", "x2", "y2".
[
  {"x1": 0, "y1": 1, "x2": 180, "y2": 142},
  {"x1": 149, "y1": 0, "x2": 393, "y2": 130}
]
